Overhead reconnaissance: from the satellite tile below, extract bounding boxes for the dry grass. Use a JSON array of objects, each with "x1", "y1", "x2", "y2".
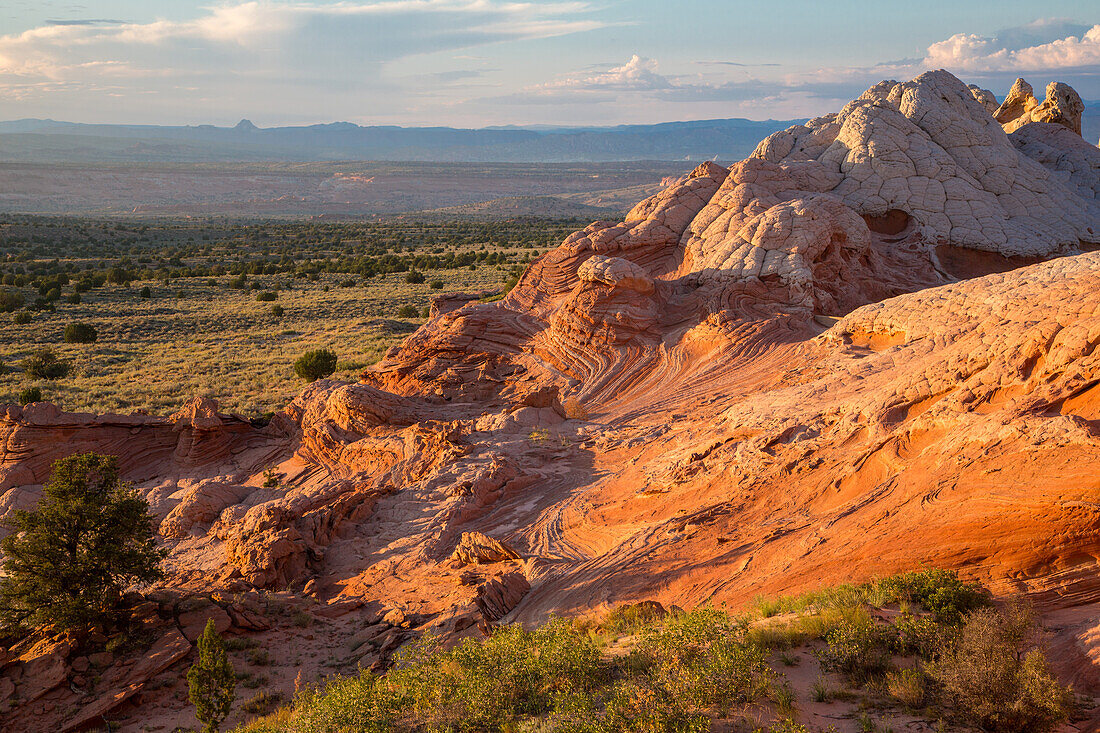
[{"x1": 0, "y1": 267, "x2": 503, "y2": 415}]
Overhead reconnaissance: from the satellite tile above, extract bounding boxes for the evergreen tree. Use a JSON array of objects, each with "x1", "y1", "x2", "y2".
[
  {"x1": 0, "y1": 453, "x2": 165, "y2": 631},
  {"x1": 188, "y1": 619, "x2": 236, "y2": 733}
]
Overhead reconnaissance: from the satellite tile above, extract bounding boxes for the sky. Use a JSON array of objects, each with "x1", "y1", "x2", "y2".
[{"x1": 1, "y1": 0, "x2": 1098, "y2": 128}]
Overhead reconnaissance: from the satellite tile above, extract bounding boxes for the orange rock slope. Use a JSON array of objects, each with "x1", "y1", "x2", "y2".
[{"x1": 1, "y1": 69, "x2": 1099, "y2": 728}]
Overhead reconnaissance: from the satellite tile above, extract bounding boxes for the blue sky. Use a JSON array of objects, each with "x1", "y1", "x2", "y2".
[{"x1": 1, "y1": 0, "x2": 1098, "y2": 127}]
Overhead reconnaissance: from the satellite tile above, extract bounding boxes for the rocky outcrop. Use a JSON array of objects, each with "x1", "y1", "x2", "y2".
[
  {"x1": 452, "y1": 531, "x2": 522, "y2": 565},
  {"x1": 996, "y1": 77, "x2": 1085, "y2": 136},
  {"x1": 1, "y1": 69, "x2": 1098, "y2": 732}
]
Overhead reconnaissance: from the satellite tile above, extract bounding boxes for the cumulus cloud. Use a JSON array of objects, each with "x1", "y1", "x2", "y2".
[
  {"x1": 541, "y1": 55, "x2": 672, "y2": 92},
  {"x1": 923, "y1": 21, "x2": 1100, "y2": 72}
]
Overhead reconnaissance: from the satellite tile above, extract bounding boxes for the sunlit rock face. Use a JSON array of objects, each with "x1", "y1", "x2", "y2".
[{"x1": 2, "y1": 69, "x2": 1099, "y2": 732}]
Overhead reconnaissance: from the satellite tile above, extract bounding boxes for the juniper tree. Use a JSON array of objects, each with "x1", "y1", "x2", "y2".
[
  {"x1": 0, "y1": 452, "x2": 165, "y2": 632},
  {"x1": 188, "y1": 619, "x2": 236, "y2": 733}
]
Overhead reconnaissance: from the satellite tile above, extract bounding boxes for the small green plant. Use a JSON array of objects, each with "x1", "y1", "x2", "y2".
[
  {"x1": 65, "y1": 292, "x2": 81, "y2": 304},
  {"x1": 188, "y1": 618, "x2": 237, "y2": 733},
  {"x1": 811, "y1": 676, "x2": 830, "y2": 703},
  {"x1": 529, "y1": 427, "x2": 550, "y2": 443},
  {"x1": 13, "y1": 311, "x2": 32, "y2": 324},
  {"x1": 261, "y1": 468, "x2": 280, "y2": 489},
  {"x1": 22, "y1": 348, "x2": 70, "y2": 379},
  {"x1": 429, "y1": 279, "x2": 444, "y2": 289},
  {"x1": 140, "y1": 286, "x2": 152, "y2": 298},
  {"x1": 396, "y1": 304, "x2": 419, "y2": 318},
  {"x1": 18, "y1": 386, "x2": 42, "y2": 405},
  {"x1": 405, "y1": 270, "x2": 425, "y2": 284},
  {"x1": 256, "y1": 292, "x2": 277, "y2": 302},
  {"x1": 270, "y1": 305, "x2": 284, "y2": 317},
  {"x1": 63, "y1": 322, "x2": 98, "y2": 343},
  {"x1": 293, "y1": 348, "x2": 337, "y2": 382}
]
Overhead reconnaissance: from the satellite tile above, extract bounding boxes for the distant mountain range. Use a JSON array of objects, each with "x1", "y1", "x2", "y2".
[{"x1": 0, "y1": 117, "x2": 804, "y2": 164}]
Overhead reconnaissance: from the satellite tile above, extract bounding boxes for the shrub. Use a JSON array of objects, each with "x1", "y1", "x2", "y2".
[
  {"x1": 294, "y1": 619, "x2": 604, "y2": 732},
  {"x1": 256, "y1": 292, "x2": 277, "y2": 302},
  {"x1": 23, "y1": 348, "x2": 70, "y2": 379},
  {"x1": 13, "y1": 312, "x2": 31, "y2": 324},
  {"x1": 893, "y1": 612, "x2": 941, "y2": 657},
  {"x1": 405, "y1": 270, "x2": 425, "y2": 284},
  {"x1": 270, "y1": 305, "x2": 284, "y2": 317},
  {"x1": 18, "y1": 387, "x2": 42, "y2": 405},
  {"x1": 293, "y1": 349, "x2": 337, "y2": 382},
  {"x1": 65, "y1": 292, "x2": 81, "y2": 304},
  {"x1": 189, "y1": 618, "x2": 237, "y2": 733},
  {"x1": 0, "y1": 289, "x2": 23, "y2": 312},
  {"x1": 429, "y1": 279, "x2": 444, "y2": 290},
  {"x1": 875, "y1": 569, "x2": 991, "y2": 622},
  {"x1": 885, "y1": 668, "x2": 926, "y2": 708},
  {"x1": 930, "y1": 599, "x2": 1072, "y2": 732},
  {"x1": 397, "y1": 304, "x2": 419, "y2": 318},
  {"x1": 64, "y1": 322, "x2": 98, "y2": 343},
  {"x1": 629, "y1": 608, "x2": 776, "y2": 710},
  {"x1": 241, "y1": 690, "x2": 283, "y2": 716},
  {"x1": 0, "y1": 453, "x2": 166, "y2": 631},
  {"x1": 603, "y1": 601, "x2": 668, "y2": 633},
  {"x1": 140, "y1": 286, "x2": 152, "y2": 298},
  {"x1": 819, "y1": 612, "x2": 895, "y2": 683}
]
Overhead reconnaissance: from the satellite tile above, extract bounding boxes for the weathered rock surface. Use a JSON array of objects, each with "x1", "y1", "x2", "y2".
[
  {"x1": 996, "y1": 77, "x2": 1085, "y2": 136},
  {"x1": 1, "y1": 69, "x2": 1098, "y2": 731}
]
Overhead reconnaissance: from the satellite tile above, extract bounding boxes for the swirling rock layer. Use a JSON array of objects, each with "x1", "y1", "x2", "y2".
[{"x1": 1, "y1": 69, "x2": 1099, "y2": 730}]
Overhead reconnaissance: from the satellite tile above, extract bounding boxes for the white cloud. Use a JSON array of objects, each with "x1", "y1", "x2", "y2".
[
  {"x1": 544, "y1": 54, "x2": 672, "y2": 92},
  {"x1": 923, "y1": 23, "x2": 1100, "y2": 72},
  {"x1": 0, "y1": 1, "x2": 603, "y2": 79}
]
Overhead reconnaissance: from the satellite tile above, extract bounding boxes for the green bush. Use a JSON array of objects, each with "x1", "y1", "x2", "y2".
[
  {"x1": 875, "y1": 569, "x2": 991, "y2": 622},
  {"x1": 13, "y1": 312, "x2": 32, "y2": 324},
  {"x1": 65, "y1": 292, "x2": 81, "y2": 304},
  {"x1": 63, "y1": 322, "x2": 98, "y2": 343},
  {"x1": 23, "y1": 348, "x2": 70, "y2": 379},
  {"x1": 429, "y1": 279, "x2": 444, "y2": 290},
  {"x1": 18, "y1": 387, "x2": 42, "y2": 405},
  {"x1": 293, "y1": 618, "x2": 604, "y2": 732},
  {"x1": 256, "y1": 291, "x2": 277, "y2": 302},
  {"x1": 819, "y1": 612, "x2": 895, "y2": 683},
  {"x1": 0, "y1": 289, "x2": 24, "y2": 313},
  {"x1": 397, "y1": 305, "x2": 419, "y2": 318},
  {"x1": 893, "y1": 612, "x2": 941, "y2": 657},
  {"x1": 405, "y1": 270, "x2": 425, "y2": 284},
  {"x1": 140, "y1": 286, "x2": 152, "y2": 298},
  {"x1": 293, "y1": 349, "x2": 337, "y2": 382},
  {"x1": 930, "y1": 599, "x2": 1072, "y2": 732},
  {"x1": 271, "y1": 305, "x2": 285, "y2": 317}
]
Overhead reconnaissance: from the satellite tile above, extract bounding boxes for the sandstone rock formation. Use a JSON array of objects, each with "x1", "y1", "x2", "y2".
[
  {"x1": 1, "y1": 69, "x2": 1098, "y2": 731},
  {"x1": 996, "y1": 77, "x2": 1085, "y2": 136}
]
